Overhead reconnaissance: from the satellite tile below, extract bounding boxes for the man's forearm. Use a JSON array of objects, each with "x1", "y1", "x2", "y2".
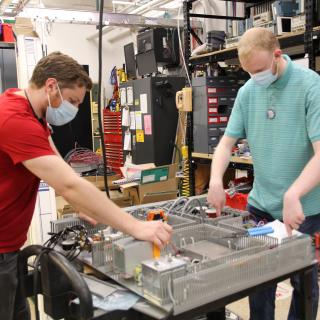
[
  {"x1": 61, "y1": 177, "x2": 141, "y2": 235},
  {"x1": 210, "y1": 142, "x2": 232, "y2": 186},
  {"x1": 286, "y1": 153, "x2": 320, "y2": 198}
]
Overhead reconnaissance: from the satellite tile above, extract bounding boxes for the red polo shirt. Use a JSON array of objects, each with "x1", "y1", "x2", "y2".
[{"x1": 0, "y1": 89, "x2": 55, "y2": 253}]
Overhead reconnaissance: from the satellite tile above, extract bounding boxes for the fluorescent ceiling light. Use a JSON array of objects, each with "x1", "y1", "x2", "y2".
[
  {"x1": 144, "y1": 10, "x2": 165, "y2": 18},
  {"x1": 11, "y1": 0, "x2": 19, "y2": 4},
  {"x1": 112, "y1": 0, "x2": 135, "y2": 5},
  {"x1": 136, "y1": 0, "x2": 149, "y2": 4},
  {"x1": 160, "y1": 0, "x2": 181, "y2": 9},
  {"x1": 4, "y1": 8, "x2": 13, "y2": 12}
]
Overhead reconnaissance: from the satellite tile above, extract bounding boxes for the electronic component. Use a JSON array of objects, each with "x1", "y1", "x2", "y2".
[
  {"x1": 253, "y1": 11, "x2": 272, "y2": 27},
  {"x1": 113, "y1": 237, "x2": 153, "y2": 276},
  {"x1": 137, "y1": 28, "x2": 179, "y2": 67},
  {"x1": 124, "y1": 42, "x2": 136, "y2": 79},
  {"x1": 91, "y1": 233, "x2": 124, "y2": 269},
  {"x1": 291, "y1": 14, "x2": 305, "y2": 32},
  {"x1": 225, "y1": 36, "x2": 241, "y2": 49},
  {"x1": 50, "y1": 217, "x2": 106, "y2": 236},
  {"x1": 256, "y1": 21, "x2": 277, "y2": 34},
  {"x1": 272, "y1": 0, "x2": 300, "y2": 18},
  {"x1": 136, "y1": 50, "x2": 158, "y2": 76},
  {"x1": 142, "y1": 256, "x2": 187, "y2": 305},
  {"x1": 276, "y1": 16, "x2": 292, "y2": 35}
]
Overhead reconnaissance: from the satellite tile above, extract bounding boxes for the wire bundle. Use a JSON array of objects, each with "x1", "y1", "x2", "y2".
[{"x1": 64, "y1": 147, "x2": 102, "y2": 173}]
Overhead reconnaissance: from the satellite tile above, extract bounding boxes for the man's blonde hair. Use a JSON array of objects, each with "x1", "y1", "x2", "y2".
[{"x1": 238, "y1": 27, "x2": 280, "y2": 61}]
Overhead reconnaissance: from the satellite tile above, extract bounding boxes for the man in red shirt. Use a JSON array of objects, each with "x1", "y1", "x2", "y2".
[{"x1": 0, "y1": 52, "x2": 172, "y2": 320}]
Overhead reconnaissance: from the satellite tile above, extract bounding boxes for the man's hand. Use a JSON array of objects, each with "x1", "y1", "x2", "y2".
[
  {"x1": 131, "y1": 220, "x2": 173, "y2": 248},
  {"x1": 78, "y1": 212, "x2": 98, "y2": 225},
  {"x1": 207, "y1": 180, "x2": 226, "y2": 216},
  {"x1": 283, "y1": 191, "x2": 305, "y2": 236}
]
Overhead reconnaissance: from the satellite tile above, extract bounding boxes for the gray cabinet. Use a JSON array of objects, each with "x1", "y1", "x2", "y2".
[{"x1": 0, "y1": 45, "x2": 17, "y2": 92}]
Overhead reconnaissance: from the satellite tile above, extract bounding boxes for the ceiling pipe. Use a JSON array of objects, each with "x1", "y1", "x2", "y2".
[
  {"x1": 86, "y1": 1, "x2": 137, "y2": 40},
  {"x1": 86, "y1": 0, "x2": 172, "y2": 40}
]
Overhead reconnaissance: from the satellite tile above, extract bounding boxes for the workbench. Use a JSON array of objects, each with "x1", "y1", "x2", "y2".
[
  {"x1": 192, "y1": 152, "x2": 253, "y2": 165},
  {"x1": 192, "y1": 152, "x2": 254, "y2": 171}
]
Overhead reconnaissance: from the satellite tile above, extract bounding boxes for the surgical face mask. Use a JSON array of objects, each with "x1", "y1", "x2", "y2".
[
  {"x1": 250, "y1": 58, "x2": 278, "y2": 87},
  {"x1": 46, "y1": 84, "x2": 78, "y2": 126}
]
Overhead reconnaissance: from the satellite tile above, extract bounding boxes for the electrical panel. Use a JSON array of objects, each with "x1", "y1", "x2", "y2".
[
  {"x1": 193, "y1": 74, "x2": 248, "y2": 154},
  {"x1": 121, "y1": 76, "x2": 185, "y2": 166}
]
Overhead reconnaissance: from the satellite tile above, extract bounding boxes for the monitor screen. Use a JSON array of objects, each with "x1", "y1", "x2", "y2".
[
  {"x1": 124, "y1": 43, "x2": 136, "y2": 79},
  {"x1": 136, "y1": 50, "x2": 158, "y2": 76}
]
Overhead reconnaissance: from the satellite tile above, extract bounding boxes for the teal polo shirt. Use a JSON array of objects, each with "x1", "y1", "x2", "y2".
[{"x1": 225, "y1": 55, "x2": 320, "y2": 219}]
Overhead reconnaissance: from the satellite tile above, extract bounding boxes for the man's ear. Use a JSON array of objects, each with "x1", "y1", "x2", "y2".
[
  {"x1": 45, "y1": 78, "x2": 58, "y2": 94},
  {"x1": 274, "y1": 48, "x2": 282, "y2": 59}
]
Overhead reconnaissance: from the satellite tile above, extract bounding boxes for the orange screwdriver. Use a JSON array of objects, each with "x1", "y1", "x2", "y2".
[{"x1": 146, "y1": 209, "x2": 168, "y2": 258}]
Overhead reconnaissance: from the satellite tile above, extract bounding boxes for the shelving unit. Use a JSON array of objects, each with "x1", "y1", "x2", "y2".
[
  {"x1": 182, "y1": 0, "x2": 266, "y2": 197},
  {"x1": 189, "y1": 30, "x2": 306, "y2": 65},
  {"x1": 91, "y1": 105, "x2": 101, "y2": 152},
  {"x1": 90, "y1": 83, "x2": 102, "y2": 152},
  {"x1": 183, "y1": 0, "x2": 320, "y2": 195}
]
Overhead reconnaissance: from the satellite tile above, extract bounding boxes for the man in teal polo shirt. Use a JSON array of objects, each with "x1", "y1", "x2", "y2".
[{"x1": 207, "y1": 27, "x2": 319, "y2": 320}]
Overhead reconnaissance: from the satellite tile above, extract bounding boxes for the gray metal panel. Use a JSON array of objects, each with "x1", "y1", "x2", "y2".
[
  {"x1": 2, "y1": 48, "x2": 17, "y2": 91},
  {"x1": 152, "y1": 76, "x2": 184, "y2": 165},
  {"x1": 193, "y1": 80, "x2": 209, "y2": 153}
]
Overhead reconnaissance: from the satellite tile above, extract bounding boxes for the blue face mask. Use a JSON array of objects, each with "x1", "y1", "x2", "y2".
[
  {"x1": 250, "y1": 59, "x2": 278, "y2": 87},
  {"x1": 46, "y1": 84, "x2": 78, "y2": 126}
]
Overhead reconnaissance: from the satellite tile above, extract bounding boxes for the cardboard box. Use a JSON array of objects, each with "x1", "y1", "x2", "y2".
[
  {"x1": 13, "y1": 17, "x2": 39, "y2": 37},
  {"x1": 112, "y1": 195, "x2": 134, "y2": 207},
  {"x1": 121, "y1": 164, "x2": 178, "y2": 205},
  {"x1": 83, "y1": 174, "x2": 121, "y2": 190},
  {"x1": 57, "y1": 204, "x2": 77, "y2": 219}
]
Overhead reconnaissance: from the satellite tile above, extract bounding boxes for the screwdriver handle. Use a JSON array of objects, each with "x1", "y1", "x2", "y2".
[
  {"x1": 248, "y1": 226, "x2": 274, "y2": 236},
  {"x1": 153, "y1": 244, "x2": 161, "y2": 258}
]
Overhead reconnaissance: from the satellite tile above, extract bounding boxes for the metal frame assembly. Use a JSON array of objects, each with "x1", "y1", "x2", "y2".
[{"x1": 51, "y1": 196, "x2": 315, "y2": 316}]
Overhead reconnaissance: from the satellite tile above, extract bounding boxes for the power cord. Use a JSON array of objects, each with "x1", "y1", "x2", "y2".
[
  {"x1": 177, "y1": 3, "x2": 191, "y2": 87},
  {"x1": 33, "y1": 248, "x2": 51, "y2": 320},
  {"x1": 32, "y1": 225, "x2": 91, "y2": 319},
  {"x1": 97, "y1": 0, "x2": 110, "y2": 197}
]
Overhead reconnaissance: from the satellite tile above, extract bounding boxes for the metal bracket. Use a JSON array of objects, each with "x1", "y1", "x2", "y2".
[
  {"x1": 189, "y1": 13, "x2": 245, "y2": 21},
  {"x1": 18, "y1": 7, "x2": 201, "y2": 29}
]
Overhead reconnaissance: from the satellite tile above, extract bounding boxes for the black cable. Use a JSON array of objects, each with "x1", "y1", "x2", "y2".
[
  {"x1": 33, "y1": 248, "x2": 51, "y2": 320},
  {"x1": 32, "y1": 225, "x2": 91, "y2": 319},
  {"x1": 97, "y1": 0, "x2": 110, "y2": 197}
]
